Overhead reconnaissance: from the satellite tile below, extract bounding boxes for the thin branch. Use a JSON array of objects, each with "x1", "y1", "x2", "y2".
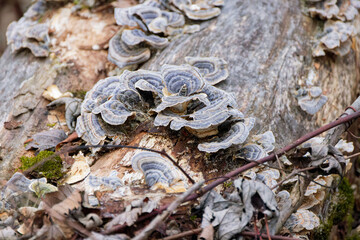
[
  {"x1": 132, "y1": 181, "x2": 204, "y2": 240},
  {"x1": 271, "y1": 166, "x2": 317, "y2": 190},
  {"x1": 345, "y1": 151, "x2": 360, "y2": 159},
  {"x1": 159, "y1": 228, "x2": 202, "y2": 240}
]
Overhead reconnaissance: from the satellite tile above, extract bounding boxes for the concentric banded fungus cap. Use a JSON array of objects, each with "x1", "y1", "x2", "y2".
[
  {"x1": 108, "y1": 32, "x2": 151, "y2": 68},
  {"x1": 114, "y1": 4, "x2": 161, "y2": 30},
  {"x1": 182, "y1": 4, "x2": 221, "y2": 20},
  {"x1": 197, "y1": 118, "x2": 255, "y2": 153},
  {"x1": 131, "y1": 151, "x2": 184, "y2": 187},
  {"x1": 120, "y1": 69, "x2": 164, "y2": 96},
  {"x1": 154, "y1": 84, "x2": 243, "y2": 138},
  {"x1": 237, "y1": 144, "x2": 267, "y2": 161},
  {"x1": 92, "y1": 99, "x2": 135, "y2": 126},
  {"x1": 6, "y1": 18, "x2": 49, "y2": 57},
  {"x1": 154, "y1": 93, "x2": 210, "y2": 114},
  {"x1": 185, "y1": 56, "x2": 229, "y2": 85},
  {"x1": 82, "y1": 76, "x2": 122, "y2": 112},
  {"x1": 252, "y1": 131, "x2": 276, "y2": 153},
  {"x1": 161, "y1": 11, "x2": 185, "y2": 27},
  {"x1": 121, "y1": 29, "x2": 169, "y2": 49},
  {"x1": 161, "y1": 64, "x2": 205, "y2": 96},
  {"x1": 76, "y1": 112, "x2": 106, "y2": 145}
]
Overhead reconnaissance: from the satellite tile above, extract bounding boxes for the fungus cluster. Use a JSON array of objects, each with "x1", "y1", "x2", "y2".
[
  {"x1": 76, "y1": 57, "x2": 254, "y2": 153},
  {"x1": 108, "y1": 0, "x2": 224, "y2": 68},
  {"x1": 6, "y1": 15, "x2": 50, "y2": 57},
  {"x1": 307, "y1": 0, "x2": 360, "y2": 57}
]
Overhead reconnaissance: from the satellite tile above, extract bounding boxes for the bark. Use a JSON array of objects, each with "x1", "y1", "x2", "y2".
[{"x1": 0, "y1": 0, "x2": 358, "y2": 182}]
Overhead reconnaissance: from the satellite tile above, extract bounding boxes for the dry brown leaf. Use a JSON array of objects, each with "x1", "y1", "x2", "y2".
[
  {"x1": 4, "y1": 120, "x2": 22, "y2": 130},
  {"x1": 199, "y1": 224, "x2": 214, "y2": 240},
  {"x1": 33, "y1": 215, "x2": 72, "y2": 240},
  {"x1": 56, "y1": 131, "x2": 79, "y2": 150}
]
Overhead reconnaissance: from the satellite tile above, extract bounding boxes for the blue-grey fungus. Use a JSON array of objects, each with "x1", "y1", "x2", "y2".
[{"x1": 185, "y1": 57, "x2": 229, "y2": 85}]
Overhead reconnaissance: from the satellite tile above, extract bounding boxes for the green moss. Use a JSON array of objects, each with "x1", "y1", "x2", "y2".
[
  {"x1": 346, "y1": 234, "x2": 360, "y2": 240},
  {"x1": 72, "y1": 90, "x2": 87, "y2": 100},
  {"x1": 314, "y1": 220, "x2": 333, "y2": 240},
  {"x1": 20, "y1": 151, "x2": 64, "y2": 181},
  {"x1": 314, "y1": 178, "x2": 355, "y2": 240},
  {"x1": 332, "y1": 178, "x2": 354, "y2": 225},
  {"x1": 46, "y1": 123, "x2": 57, "y2": 127}
]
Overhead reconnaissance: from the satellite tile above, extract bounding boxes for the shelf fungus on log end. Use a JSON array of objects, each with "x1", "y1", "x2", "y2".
[
  {"x1": 185, "y1": 56, "x2": 229, "y2": 85},
  {"x1": 131, "y1": 151, "x2": 187, "y2": 193}
]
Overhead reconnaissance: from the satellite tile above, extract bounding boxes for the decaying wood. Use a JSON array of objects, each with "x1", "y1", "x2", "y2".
[{"x1": 0, "y1": 0, "x2": 358, "y2": 201}]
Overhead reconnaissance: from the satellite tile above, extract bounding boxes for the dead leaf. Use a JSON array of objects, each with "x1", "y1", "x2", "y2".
[
  {"x1": 4, "y1": 120, "x2": 22, "y2": 130},
  {"x1": 199, "y1": 179, "x2": 279, "y2": 240},
  {"x1": 25, "y1": 129, "x2": 67, "y2": 151},
  {"x1": 105, "y1": 197, "x2": 158, "y2": 229},
  {"x1": 33, "y1": 215, "x2": 71, "y2": 240},
  {"x1": 56, "y1": 131, "x2": 79, "y2": 150},
  {"x1": 199, "y1": 224, "x2": 214, "y2": 240},
  {"x1": 0, "y1": 226, "x2": 17, "y2": 240}
]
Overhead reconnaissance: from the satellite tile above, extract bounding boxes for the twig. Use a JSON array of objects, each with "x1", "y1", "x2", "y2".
[
  {"x1": 132, "y1": 181, "x2": 204, "y2": 240},
  {"x1": 160, "y1": 228, "x2": 202, "y2": 240},
  {"x1": 240, "y1": 231, "x2": 299, "y2": 240},
  {"x1": 271, "y1": 166, "x2": 317, "y2": 190},
  {"x1": 345, "y1": 151, "x2": 360, "y2": 159},
  {"x1": 264, "y1": 216, "x2": 272, "y2": 240}
]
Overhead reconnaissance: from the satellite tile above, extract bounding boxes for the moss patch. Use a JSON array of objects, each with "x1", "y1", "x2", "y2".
[
  {"x1": 20, "y1": 151, "x2": 64, "y2": 181},
  {"x1": 72, "y1": 90, "x2": 87, "y2": 100},
  {"x1": 314, "y1": 178, "x2": 354, "y2": 240}
]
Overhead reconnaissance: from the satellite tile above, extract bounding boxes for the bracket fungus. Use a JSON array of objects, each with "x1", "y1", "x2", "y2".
[
  {"x1": 77, "y1": 59, "x2": 254, "y2": 153},
  {"x1": 197, "y1": 119, "x2": 255, "y2": 153},
  {"x1": 6, "y1": 18, "x2": 50, "y2": 57},
  {"x1": 313, "y1": 20, "x2": 356, "y2": 57},
  {"x1": 308, "y1": 0, "x2": 360, "y2": 21},
  {"x1": 185, "y1": 56, "x2": 229, "y2": 85},
  {"x1": 236, "y1": 131, "x2": 276, "y2": 161},
  {"x1": 131, "y1": 151, "x2": 187, "y2": 192},
  {"x1": 296, "y1": 86, "x2": 328, "y2": 115},
  {"x1": 109, "y1": 0, "x2": 224, "y2": 68}
]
